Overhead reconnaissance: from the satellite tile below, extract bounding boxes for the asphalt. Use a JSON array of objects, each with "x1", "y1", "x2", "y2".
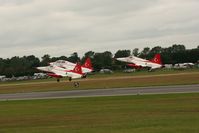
[{"x1": 0, "y1": 84, "x2": 199, "y2": 101}]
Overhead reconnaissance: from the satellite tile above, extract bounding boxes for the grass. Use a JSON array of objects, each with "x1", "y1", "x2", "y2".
[
  {"x1": 0, "y1": 70, "x2": 199, "y2": 94},
  {"x1": 0, "y1": 93, "x2": 199, "y2": 133}
]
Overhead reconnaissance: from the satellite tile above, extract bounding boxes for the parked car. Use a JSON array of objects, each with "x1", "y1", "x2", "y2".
[
  {"x1": 99, "y1": 69, "x2": 113, "y2": 74},
  {"x1": 123, "y1": 69, "x2": 136, "y2": 73},
  {"x1": 0, "y1": 75, "x2": 6, "y2": 81}
]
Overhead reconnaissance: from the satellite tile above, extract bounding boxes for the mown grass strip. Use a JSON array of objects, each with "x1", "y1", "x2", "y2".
[{"x1": 0, "y1": 93, "x2": 198, "y2": 133}]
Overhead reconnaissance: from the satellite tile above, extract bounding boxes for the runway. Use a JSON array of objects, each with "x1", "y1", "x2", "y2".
[{"x1": 0, "y1": 84, "x2": 199, "y2": 101}]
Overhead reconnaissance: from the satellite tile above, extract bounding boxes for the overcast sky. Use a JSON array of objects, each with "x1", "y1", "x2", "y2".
[{"x1": 0, "y1": 0, "x2": 199, "y2": 58}]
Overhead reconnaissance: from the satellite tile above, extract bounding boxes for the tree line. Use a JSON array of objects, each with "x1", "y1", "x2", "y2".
[{"x1": 0, "y1": 44, "x2": 199, "y2": 77}]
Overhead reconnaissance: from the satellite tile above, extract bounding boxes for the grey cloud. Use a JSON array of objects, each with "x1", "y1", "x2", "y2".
[
  {"x1": 0, "y1": 0, "x2": 35, "y2": 5},
  {"x1": 0, "y1": 0, "x2": 199, "y2": 58},
  {"x1": 67, "y1": 0, "x2": 159, "y2": 15}
]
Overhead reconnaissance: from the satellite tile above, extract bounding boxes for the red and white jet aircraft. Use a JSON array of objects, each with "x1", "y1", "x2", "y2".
[
  {"x1": 38, "y1": 58, "x2": 93, "y2": 74},
  {"x1": 49, "y1": 58, "x2": 93, "y2": 74},
  {"x1": 37, "y1": 63, "x2": 84, "y2": 87},
  {"x1": 47, "y1": 63, "x2": 83, "y2": 79},
  {"x1": 36, "y1": 58, "x2": 93, "y2": 86},
  {"x1": 116, "y1": 54, "x2": 163, "y2": 71}
]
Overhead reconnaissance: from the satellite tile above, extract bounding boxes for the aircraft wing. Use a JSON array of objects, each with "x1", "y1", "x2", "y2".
[
  {"x1": 50, "y1": 66, "x2": 67, "y2": 77},
  {"x1": 66, "y1": 72, "x2": 82, "y2": 79},
  {"x1": 130, "y1": 60, "x2": 148, "y2": 67}
]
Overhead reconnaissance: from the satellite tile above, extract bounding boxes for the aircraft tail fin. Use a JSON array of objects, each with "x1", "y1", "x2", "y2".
[
  {"x1": 72, "y1": 63, "x2": 83, "y2": 74},
  {"x1": 150, "y1": 54, "x2": 162, "y2": 65},
  {"x1": 82, "y1": 57, "x2": 93, "y2": 70}
]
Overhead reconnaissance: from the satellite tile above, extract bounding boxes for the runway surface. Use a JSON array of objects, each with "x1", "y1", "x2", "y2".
[{"x1": 0, "y1": 84, "x2": 199, "y2": 101}]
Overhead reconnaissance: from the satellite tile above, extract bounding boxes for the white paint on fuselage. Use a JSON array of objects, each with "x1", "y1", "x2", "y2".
[
  {"x1": 50, "y1": 60, "x2": 92, "y2": 73},
  {"x1": 116, "y1": 56, "x2": 162, "y2": 70}
]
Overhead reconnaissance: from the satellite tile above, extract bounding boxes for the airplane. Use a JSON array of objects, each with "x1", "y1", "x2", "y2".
[
  {"x1": 37, "y1": 63, "x2": 84, "y2": 87},
  {"x1": 37, "y1": 57, "x2": 93, "y2": 76},
  {"x1": 36, "y1": 58, "x2": 93, "y2": 87},
  {"x1": 49, "y1": 57, "x2": 93, "y2": 74},
  {"x1": 116, "y1": 54, "x2": 163, "y2": 71}
]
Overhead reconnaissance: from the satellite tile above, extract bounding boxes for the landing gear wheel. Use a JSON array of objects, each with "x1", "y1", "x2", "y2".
[
  {"x1": 73, "y1": 82, "x2": 79, "y2": 88},
  {"x1": 57, "y1": 78, "x2": 60, "y2": 82}
]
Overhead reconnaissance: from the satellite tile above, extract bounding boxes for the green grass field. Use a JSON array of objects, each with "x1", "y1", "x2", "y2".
[
  {"x1": 0, "y1": 70, "x2": 199, "y2": 94},
  {"x1": 0, "y1": 93, "x2": 199, "y2": 133}
]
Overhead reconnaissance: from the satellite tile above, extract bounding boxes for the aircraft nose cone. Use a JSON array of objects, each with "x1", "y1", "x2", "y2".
[
  {"x1": 116, "y1": 58, "x2": 125, "y2": 62},
  {"x1": 36, "y1": 67, "x2": 45, "y2": 71},
  {"x1": 36, "y1": 66, "x2": 50, "y2": 72}
]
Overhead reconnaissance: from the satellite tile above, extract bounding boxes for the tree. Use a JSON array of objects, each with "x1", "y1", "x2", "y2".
[
  {"x1": 170, "y1": 44, "x2": 186, "y2": 53},
  {"x1": 148, "y1": 46, "x2": 163, "y2": 59},
  {"x1": 114, "y1": 50, "x2": 131, "y2": 69},
  {"x1": 114, "y1": 50, "x2": 131, "y2": 58},
  {"x1": 26, "y1": 55, "x2": 40, "y2": 67},
  {"x1": 93, "y1": 51, "x2": 113, "y2": 70},
  {"x1": 81, "y1": 51, "x2": 95, "y2": 64},
  {"x1": 84, "y1": 51, "x2": 95, "y2": 58},
  {"x1": 103, "y1": 51, "x2": 113, "y2": 68},
  {"x1": 25, "y1": 55, "x2": 40, "y2": 75},
  {"x1": 1, "y1": 44, "x2": 199, "y2": 77},
  {"x1": 132, "y1": 48, "x2": 139, "y2": 56},
  {"x1": 41, "y1": 54, "x2": 51, "y2": 66},
  {"x1": 51, "y1": 56, "x2": 68, "y2": 62},
  {"x1": 150, "y1": 46, "x2": 162, "y2": 54},
  {"x1": 139, "y1": 47, "x2": 150, "y2": 58},
  {"x1": 68, "y1": 52, "x2": 80, "y2": 63}
]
